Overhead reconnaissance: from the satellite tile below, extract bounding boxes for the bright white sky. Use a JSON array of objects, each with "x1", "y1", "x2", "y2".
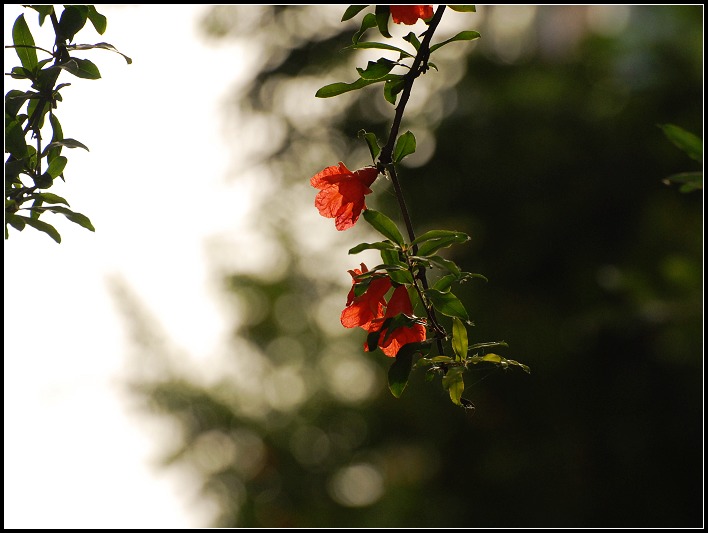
[{"x1": 4, "y1": 5, "x2": 250, "y2": 527}]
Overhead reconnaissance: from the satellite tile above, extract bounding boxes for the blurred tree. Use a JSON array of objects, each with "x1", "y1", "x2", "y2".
[{"x1": 116, "y1": 5, "x2": 702, "y2": 527}]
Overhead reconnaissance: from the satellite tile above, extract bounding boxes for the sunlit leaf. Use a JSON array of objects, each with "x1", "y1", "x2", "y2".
[
  {"x1": 452, "y1": 317, "x2": 468, "y2": 360},
  {"x1": 315, "y1": 77, "x2": 382, "y2": 98},
  {"x1": 67, "y1": 42, "x2": 132, "y2": 64},
  {"x1": 358, "y1": 129, "x2": 381, "y2": 161},
  {"x1": 374, "y1": 5, "x2": 391, "y2": 38},
  {"x1": 348, "y1": 241, "x2": 398, "y2": 254},
  {"x1": 29, "y1": 192, "x2": 70, "y2": 206},
  {"x1": 403, "y1": 32, "x2": 421, "y2": 51},
  {"x1": 425, "y1": 289, "x2": 469, "y2": 322},
  {"x1": 416, "y1": 231, "x2": 470, "y2": 256},
  {"x1": 45, "y1": 156, "x2": 67, "y2": 179},
  {"x1": 44, "y1": 138, "x2": 90, "y2": 152},
  {"x1": 347, "y1": 41, "x2": 414, "y2": 58},
  {"x1": 383, "y1": 76, "x2": 406, "y2": 105},
  {"x1": 426, "y1": 255, "x2": 461, "y2": 276},
  {"x1": 429, "y1": 30, "x2": 481, "y2": 53},
  {"x1": 12, "y1": 15, "x2": 38, "y2": 71},
  {"x1": 352, "y1": 12, "x2": 377, "y2": 44},
  {"x1": 393, "y1": 130, "x2": 416, "y2": 163},
  {"x1": 28, "y1": 5, "x2": 55, "y2": 26},
  {"x1": 38, "y1": 205, "x2": 95, "y2": 231},
  {"x1": 357, "y1": 58, "x2": 397, "y2": 80},
  {"x1": 363, "y1": 209, "x2": 405, "y2": 246},
  {"x1": 442, "y1": 366, "x2": 465, "y2": 405},
  {"x1": 58, "y1": 5, "x2": 88, "y2": 42},
  {"x1": 4, "y1": 90, "x2": 32, "y2": 118},
  {"x1": 660, "y1": 124, "x2": 702, "y2": 162}
]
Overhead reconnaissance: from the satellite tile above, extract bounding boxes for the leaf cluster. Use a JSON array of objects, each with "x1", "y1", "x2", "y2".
[{"x1": 5, "y1": 5, "x2": 131, "y2": 242}]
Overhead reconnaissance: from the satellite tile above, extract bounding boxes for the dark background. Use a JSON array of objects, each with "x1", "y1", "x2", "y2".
[{"x1": 117, "y1": 5, "x2": 703, "y2": 527}]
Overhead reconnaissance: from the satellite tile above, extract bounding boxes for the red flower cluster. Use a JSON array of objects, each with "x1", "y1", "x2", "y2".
[
  {"x1": 310, "y1": 162, "x2": 379, "y2": 231},
  {"x1": 341, "y1": 263, "x2": 427, "y2": 357},
  {"x1": 390, "y1": 5, "x2": 433, "y2": 25}
]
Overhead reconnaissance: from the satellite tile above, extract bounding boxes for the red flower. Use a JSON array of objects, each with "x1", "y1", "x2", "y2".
[
  {"x1": 341, "y1": 263, "x2": 392, "y2": 330},
  {"x1": 366, "y1": 285, "x2": 427, "y2": 357},
  {"x1": 390, "y1": 5, "x2": 433, "y2": 25},
  {"x1": 311, "y1": 162, "x2": 379, "y2": 231},
  {"x1": 341, "y1": 264, "x2": 427, "y2": 358}
]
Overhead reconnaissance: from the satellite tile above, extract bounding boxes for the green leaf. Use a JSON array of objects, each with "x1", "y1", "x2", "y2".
[
  {"x1": 5, "y1": 90, "x2": 32, "y2": 118},
  {"x1": 6, "y1": 213, "x2": 26, "y2": 232},
  {"x1": 427, "y1": 255, "x2": 461, "y2": 276},
  {"x1": 469, "y1": 353, "x2": 530, "y2": 374},
  {"x1": 448, "y1": 5, "x2": 477, "y2": 12},
  {"x1": 374, "y1": 5, "x2": 392, "y2": 38},
  {"x1": 46, "y1": 156, "x2": 67, "y2": 179},
  {"x1": 347, "y1": 41, "x2": 414, "y2": 58},
  {"x1": 363, "y1": 209, "x2": 405, "y2": 246},
  {"x1": 403, "y1": 32, "x2": 421, "y2": 51},
  {"x1": 380, "y1": 249, "x2": 415, "y2": 285},
  {"x1": 442, "y1": 366, "x2": 465, "y2": 405},
  {"x1": 28, "y1": 5, "x2": 55, "y2": 26},
  {"x1": 429, "y1": 30, "x2": 481, "y2": 53},
  {"x1": 451, "y1": 317, "x2": 468, "y2": 360},
  {"x1": 388, "y1": 345, "x2": 415, "y2": 397},
  {"x1": 432, "y1": 273, "x2": 457, "y2": 293},
  {"x1": 58, "y1": 5, "x2": 88, "y2": 42},
  {"x1": 28, "y1": 192, "x2": 70, "y2": 206},
  {"x1": 416, "y1": 231, "x2": 470, "y2": 256},
  {"x1": 44, "y1": 138, "x2": 90, "y2": 152},
  {"x1": 34, "y1": 172, "x2": 54, "y2": 189},
  {"x1": 86, "y1": 6, "x2": 107, "y2": 35},
  {"x1": 660, "y1": 124, "x2": 702, "y2": 163},
  {"x1": 342, "y1": 5, "x2": 370, "y2": 21},
  {"x1": 469, "y1": 341, "x2": 509, "y2": 350},
  {"x1": 393, "y1": 131, "x2": 417, "y2": 163},
  {"x1": 383, "y1": 76, "x2": 406, "y2": 105},
  {"x1": 47, "y1": 113, "x2": 65, "y2": 163},
  {"x1": 352, "y1": 12, "x2": 377, "y2": 44},
  {"x1": 357, "y1": 58, "x2": 397, "y2": 80},
  {"x1": 61, "y1": 58, "x2": 101, "y2": 79},
  {"x1": 39, "y1": 205, "x2": 95, "y2": 231},
  {"x1": 425, "y1": 289, "x2": 469, "y2": 322},
  {"x1": 665, "y1": 172, "x2": 703, "y2": 193},
  {"x1": 12, "y1": 15, "x2": 38, "y2": 71},
  {"x1": 5, "y1": 119, "x2": 29, "y2": 160},
  {"x1": 16, "y1": 215, "x2": 61, "y2": 243},
  {"x1": 315, "y1": 77, "x2": 382, "y2": 98},
  {"x1": 67, "y1": 42, "x2": 133, "y2": 64},
  {"x1": 9, "y1": 66, "x2": 33, "y2": 80},
  {"x1": 358, "y1": 129, "x2": 381, "y2": 161},
  {"x1": 348, "y1": 241, "x2": 398, "y2": 254}
]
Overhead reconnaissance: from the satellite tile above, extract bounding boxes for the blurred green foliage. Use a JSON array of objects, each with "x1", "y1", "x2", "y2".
[{"x1": 118, "y1": 5, "x2": 702, "y2": 527}]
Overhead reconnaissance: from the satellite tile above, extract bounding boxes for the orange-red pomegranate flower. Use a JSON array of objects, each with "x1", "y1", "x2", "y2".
[
  {"x1": 390, "y1": 5, "x2": 433, "y2": 25},
  {"x1": 341, "y1": 263, "x2": 392, "y2": 330},
  {"x1": 311, "y1": 162, "x2": 379, "y2": 231},
  {"x1": 366, "y1": 285, "x2": 427, "y2": 357}
]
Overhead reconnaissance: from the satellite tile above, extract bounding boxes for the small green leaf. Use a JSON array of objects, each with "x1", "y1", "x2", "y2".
[
  {"x1": 374, "y1": 5, "x2": 392, "y2": 38},
  {"x1": 34, "y1": 172, "x2": 54, "y2": 189},
  {"x1": 62, "y1": 58, "x2": 101, "y2": 79},
  {"x1": 358, "y1": 129, "x2": 381, "y2": 161},
  {"x1": 357, "y1": 58, "x2": 396, "y2": 80},
  {"x1": 388, "y1": 345, "x2": 415, "y2": 398},
  {"x1": 448, "y1": 6, "x2": 477, "y2": 12},
  {"x1": 28, "y1": 5, "x2": 55, "y2": 26},
  {"x1": 5, "y1": 90, "x2": 32, "y2": 118},
  {"x1": 432, "y1": 274, "x2": 457, "y2": 293},
  {"x1": 427, "y1": 255, "x2": 461, "y2": 276},
  {"x1": 16, "y1": 215, "x2": 61, "y2": 243},
  {"x1": 380, "y1": 248, "x2": 415, "y2": 285},
  {"x1": 6, "y1": 213, "x2": 26, "y2": 232},
  {"x1": 46, "y1": 156, "x2": 67, "y2": 179},
  {"x1": 349, "y1": 241, "x2": 398, "y2": 254},
  {"x1": 425, "y1": 289, "x2": 469, "y2": 322},
  {"x1": 383, "y1": 77, "x2": 406, "y2": 105},
  {"x1": 39, "y1": 205, "x2": 95, "y2": 231},
  {"x1": 12, "y1": 15, "x2": 38, "y2": 71},
  {"x1": 9, "y1": 66, "x2": 33, "y2": 80},
  {"x1": 47, "y1": 113, "x2": 65, "y2": 163},
  {"x1": 29, "y1": 192, "x2": 70, "y2": 206},
  {"x1": 58, "y1": 5, "x2": 88, "y2": 42},
  {"x1": 5, "y1": 119, "x2": 29, "y2": 160},
  {"x1": 363, "y1": 209, "x2": 405, "y2": 246},
  {"x1": 416, "y1": 231, "x2": 470, "y2": 256},
  {"x1": 442, "y1": 366, "x2": 465, "y2": 405},
  {"x1": 342, "y1": 5, "x2": 370, "y2": 21},
  {"x1": 44, "y1": 138, "x2": 90, "y2": 152},
  {"x1": 665, "y1": 172, "x2": 703, "y2": 193},
  {"x1": 315, "y1": 77, "x2": 382, "y2": 98},
  {"x1": 352, "y1": 12, "x2": 377, "y2": 44},
  {"x1": 86, "y1": 6, "x2": 108, "y2": 35},
  {"x1": 429, "y1": 30, "x2": 481, "y2": 53},
  {"x1": 660, "y1": 124, "x2": 702, "y2": 163},
  {"x1": 67, "y1": 42, "x2": 133, "y2": 64},
  {"x1": 403, "y1": 32, "x2": 421, "y2": 51},
  {"x1": 347, "y1": 41, "x2": 414, "y2": 58},
  {"x1": 452, "y1": 317, "x2": 468, "y2": 360},
  {"x1": 393, "y1": 131, "x2": 417, "y2": 163}
]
